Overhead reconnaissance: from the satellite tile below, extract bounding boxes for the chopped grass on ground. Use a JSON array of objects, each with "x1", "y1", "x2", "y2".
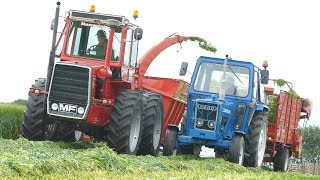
[{"x1": 0, "y1": 138, "x2": 318, "y2": 179}]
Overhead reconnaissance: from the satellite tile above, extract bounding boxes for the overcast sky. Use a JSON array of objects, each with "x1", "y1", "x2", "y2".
[{"x1": 0, "y1": 0, "x2": 318, "y2": 126}]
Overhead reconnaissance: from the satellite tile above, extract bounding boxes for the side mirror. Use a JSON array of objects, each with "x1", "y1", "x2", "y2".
[
  {"x1": 260, "y1": 69, "x2": 269, "y2": 84},
  {"x1": 50, "y1": 19, "x2": 55, "y2": 30},
  {"x1": 179, "y1": 62, "x2": 188, "y2": 76},
  {"x1": 134, "y1": 28, "x2": 143, "y2": 40}
]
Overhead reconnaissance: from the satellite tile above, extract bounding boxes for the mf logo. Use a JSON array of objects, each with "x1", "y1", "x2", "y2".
[{"x1": 59, "y1": 103, "x2": 77, "y2": 113}]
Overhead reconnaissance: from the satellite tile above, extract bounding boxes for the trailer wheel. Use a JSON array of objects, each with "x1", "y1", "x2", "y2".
[
  {"x1": 163, "y1": 128, "x2": 178, "y2": 156},
  {"x1": 137, "y1": 92, "x2": 164, "y2": 156},
  {"x1": 106, "y1": 90, "x2": 143, "y2": 155},
  {"x1": 22, "y1": 78, "x2": 57, "y2": 141},
  {"x1": 244, "y1": 112, "x2": 268, "y2": 167},
  {"x1": 228, "y1": 135, "x2": 245, "y2": 165},
  {"x1": 273, "y1": 148, "x2": 289, "y2": 171}
]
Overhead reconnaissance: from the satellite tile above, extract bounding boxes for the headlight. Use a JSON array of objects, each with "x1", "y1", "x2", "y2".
[
  {"x1": 51, "y1": 103, "x2": 58, "y2": 111},
  {"x1": 196, "y1": 119, "x2": 204, "y2": 127},
  {"x1": 78, "y1": 107, "x2": 85, "y2": 114},
  {"x1": 208, "y1": 121, "x2": 215, "y2": 128}
]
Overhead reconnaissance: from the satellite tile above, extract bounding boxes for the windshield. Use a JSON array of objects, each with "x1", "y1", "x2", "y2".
[
  {"x1": 194, "y1": 62, "x2": 250, "y2": 97},
  {"x1": 66, "y1": 21, "x2": 121, "y2": 61}
]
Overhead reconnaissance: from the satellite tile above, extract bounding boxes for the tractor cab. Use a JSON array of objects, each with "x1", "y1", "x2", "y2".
[{"x1": 54, "y1": 9, "x2": 143, "y2": 81}]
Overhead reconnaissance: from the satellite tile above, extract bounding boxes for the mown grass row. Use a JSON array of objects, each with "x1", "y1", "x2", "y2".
[
  {"x1": 0, "y1": 138, "x2": 318, "y2": 179},
  {"x1": 1, "y1": 104, "x2": 319, "y2": 179},
  {"x1": 0, "y1": 104, "x2": 24, "y2": 139}
]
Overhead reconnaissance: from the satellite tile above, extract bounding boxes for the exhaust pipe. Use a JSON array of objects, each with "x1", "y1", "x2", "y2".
[{"x1": 45, "y1": 1, "x2": 61, "y2": 92}]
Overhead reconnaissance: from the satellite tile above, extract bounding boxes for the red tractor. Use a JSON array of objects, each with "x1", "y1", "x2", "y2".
[{"x1": 23, "y1": 2, "x2": 189, "y2": 156}]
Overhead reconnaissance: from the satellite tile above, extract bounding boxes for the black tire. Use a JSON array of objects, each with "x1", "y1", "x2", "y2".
[
  {"x1": 244, "y1": 111, "x2": 268, "y2": 167},
  {"x1": 138, "y1": 92, "x2": 164, "y2": 156},
  {"x1": 177, "y1": 110, "x2": 201, "y2": 156},
  {"x1": 228, "y1": 135, "x2": 245, "y2": 165},
  {"x1": 273, "y1": 148, "x2": 289, "y2": 172},
  {"x1": 163, "y1": 128, "x2": 178, "y2": 156},
  {"x1": 22, "y1": 78, "x2": 59, "y2": 141},
  {"x1": 106, "y1": 90, "x2": 143, "y2": 155}
]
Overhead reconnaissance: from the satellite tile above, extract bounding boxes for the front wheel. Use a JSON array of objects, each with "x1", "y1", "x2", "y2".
[
  {"x1": 228, "y1": 135, "x2": 245, "y2": 165},
  {"x1": 244, "y1": 112, "x2": 268, "y2": 167},
  {"x1": 163, "y1": 128, "x2": 178, "y2": 156},
  {"x1": 22, "y1": 78, "x2": 58, "y2": 141},
  {"x1": 138, "y1": 92, "x2": 164, "y2": 156},
  {"x1": 106, "y1": 90, "x2": 143, "y2": 155}
]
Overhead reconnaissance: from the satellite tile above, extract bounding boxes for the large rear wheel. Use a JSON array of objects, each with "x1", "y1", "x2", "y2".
[
  {"x1": 106, "y1": 90, "x2": 143, "y2": 155},
  {"x1": 244, "y1": 112, "x2": 268, "y2": 167},
  {"x1": 138, "y1": 92, "x2": 164, "y2": 156}
]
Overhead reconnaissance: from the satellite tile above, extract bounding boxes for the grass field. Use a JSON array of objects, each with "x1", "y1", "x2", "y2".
[
  {"x1": 0, "y1": 138, "x2": 319, "y2": 179},
  {"x1": 0, "y1": 103, "x2": 319, "y2": 179},
  {"x1": 0, "y1": 103, "x2": 24, "y2": 139}
]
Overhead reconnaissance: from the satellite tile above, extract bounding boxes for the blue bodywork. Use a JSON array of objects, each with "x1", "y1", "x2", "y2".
[{"x1": 176, "y1": 56, "x2": 268, "y2": 150}]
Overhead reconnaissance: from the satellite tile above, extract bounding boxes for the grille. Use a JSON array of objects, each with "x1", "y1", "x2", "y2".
[
  {"x1": 194, "y1": 102, "x2": 218, "y2": 131},
  {"x1": 48, "y1": 63, "x2": 91, "y2": 119}
]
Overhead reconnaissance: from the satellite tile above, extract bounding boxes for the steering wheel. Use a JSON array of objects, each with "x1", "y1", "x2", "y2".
[{"x1": 87, "y1": 45, "x2": 98, "y2": 55}]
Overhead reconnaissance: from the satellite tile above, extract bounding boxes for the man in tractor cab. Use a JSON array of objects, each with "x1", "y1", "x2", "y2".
[
  {"x1": 96, "y1": 30, "x2": 108, "y2": 57},
  {"x1": 225, "y1": 76, "x2": 237, "y2": 95}
]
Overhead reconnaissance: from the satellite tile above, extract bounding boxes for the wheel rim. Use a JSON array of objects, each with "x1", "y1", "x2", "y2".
[
  {"x1": 238, "y1": 141, "x2": 244, "y2": 165},
  {"x1": 153, "y1": 107, "x2": 162, "y2": 150},
  {"x1": 257, "y1": 124, "x2": 267, "y2": 166},
  {"x1": 74, "y1": 130, "x2": 83, "y2": 141},
  {"x1": 129, "y1": 106, "x2": 141, "y2": 152},
  {"x1": 284, "y1": 152, "x2": 289, "y2": 171}
]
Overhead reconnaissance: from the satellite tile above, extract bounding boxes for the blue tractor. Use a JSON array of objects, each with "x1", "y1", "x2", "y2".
[{"x1": 163, "y1": 55, "x2": 270, "y2": 167}]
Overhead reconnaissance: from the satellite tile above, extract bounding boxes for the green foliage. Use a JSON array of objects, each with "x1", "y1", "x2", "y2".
[
  {"x1": 189, "y1": 36, "x2": 217, "y2": 53},
  {"x1": 302, "y1": 99, "x2": 309, "y2": 108},
  {"x1": 0, "y1": 138, "x2": 317, "y2": 179},
  {"x1": 275, "y1": 79, "x2": 286, "y2": 87},
  {"x1": 288, "y1": 89, "x2": 300, "y2": 99},
  {"x1": 300, "y1": 126, "x2": 320, "y2": 162},
  {"x1": 267, "y1": 96, "x2": 278, "y2": 123},
  {"x1": 0, "y1": 104, "x2": 24, "y2": 139}
]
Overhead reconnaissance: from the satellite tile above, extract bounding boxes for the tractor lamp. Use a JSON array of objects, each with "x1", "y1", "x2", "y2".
[
  {"x1": 78, "y1": 107, "x2": 85, "y2": 114},
  {"x1": 107, "y1": 99, "x2": 114, "y2": 105},
  {"x1": 208, "y1": 121, "x2": 215, "y2": 128},
  {"x1": 90, "y1": 5, "x2": 95, "y2": 12},
  {"x1": 263, "y1": 60, "x2": 268, "y2": 69},
  {"x1": 29, "y1": 88, "x2": 35, "y2": 93},
  {"x1": 123, "y1": 19, "x2": 129, "y2": 25},
  {"x1": 196, "y1": 119, "x2": 204, "y2": 127},
  {"x1": 133, "y1": 10, "x2": 139, "y2": 19},
  {"x1": 51, "y1": 103, "x2": 59, "y2": 111}
]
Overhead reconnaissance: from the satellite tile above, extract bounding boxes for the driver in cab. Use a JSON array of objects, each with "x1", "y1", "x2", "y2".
[{"x1": 96, "y1": 30, "x2": 108, "y2": 57}]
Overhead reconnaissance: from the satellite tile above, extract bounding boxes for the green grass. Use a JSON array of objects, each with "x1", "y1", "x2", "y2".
[
  {"x1": 0, "y1": 138, "x2": 318, "y2": 179},
  {"x1": 0, "y1": 104, "x2": 24, "y2": 139},
  {"x1": 0, "y1": 104, "x2": 319, "y2": 179}
]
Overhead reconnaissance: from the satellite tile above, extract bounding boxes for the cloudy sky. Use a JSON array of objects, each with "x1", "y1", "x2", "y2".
[{"x1": 0, "y1": 0, "x2": 318, "y2": 126}]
